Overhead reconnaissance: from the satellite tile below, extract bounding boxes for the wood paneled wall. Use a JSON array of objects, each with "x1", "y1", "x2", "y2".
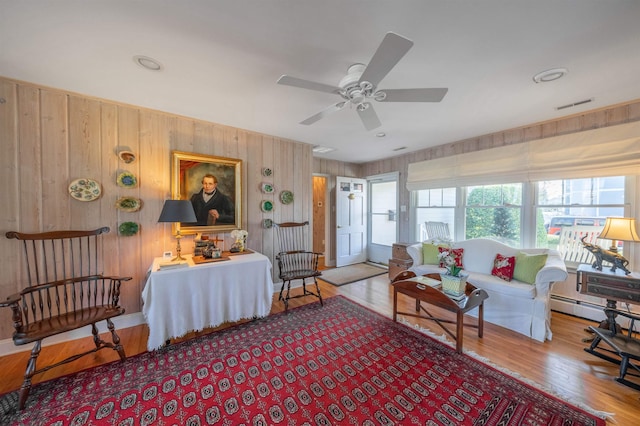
[{"x1": 0, "y1": 77, "x2": 313, "y2": 340}]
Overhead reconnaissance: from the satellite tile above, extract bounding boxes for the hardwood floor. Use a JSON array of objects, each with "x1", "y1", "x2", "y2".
[{"x1": 1, "y1": 274, "x2": 638, "y2": 424}]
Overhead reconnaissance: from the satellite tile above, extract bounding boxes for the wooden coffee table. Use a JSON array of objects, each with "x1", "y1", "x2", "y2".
[{"x1": 392, "y1": 270, "x2": 489, "y2": 353}]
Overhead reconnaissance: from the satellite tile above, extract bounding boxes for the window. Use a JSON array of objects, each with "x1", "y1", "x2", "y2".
[
  {"x1": 412, "y1": 176, "x2": 628, "y2": 257},
  {"x1": 465, "y1": 183, "x2": 522, "y2": 246},
  {"x1": 414, "y1": 187, "x2": 456, "y2": 241},
  {"x1": 536, "y1": 177, "x2": 625, "y2": 253}
]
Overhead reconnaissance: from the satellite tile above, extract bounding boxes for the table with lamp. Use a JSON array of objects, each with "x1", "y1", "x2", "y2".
[
  {"x1": 141, "y1": 200, "x2": 274, "y2": 351},
  {"x1": 577, "y1": 217, "x2": 640, "y2": 325},
  {"x1": 578, "y1": 217, "x2": 640, "y2": 391}
]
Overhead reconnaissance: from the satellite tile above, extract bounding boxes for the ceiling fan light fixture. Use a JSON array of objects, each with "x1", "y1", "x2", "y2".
[{"x1": 532, "y1": 68, "x2": 567, "y2": 83}]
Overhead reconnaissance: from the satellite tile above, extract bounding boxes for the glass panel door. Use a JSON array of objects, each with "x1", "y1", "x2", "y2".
[{"x1": 368, "y1": 173, "x2": 398, "y2": 264}]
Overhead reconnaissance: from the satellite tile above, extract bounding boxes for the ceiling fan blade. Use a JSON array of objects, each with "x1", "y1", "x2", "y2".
[
  {"x1": 300, "y1": 101, "x2": 346, "y2": 125},
  {"x1": 379, "y1": 88, "x2": 448, "y2": 102},
  {"x1": 358, "y1": 32, "x2": 413, "y2": 88},
  {"x1": 357, "y1": 102, "x2": 382, "y2": 131},
  {"x1": 277, "y1": 75, "x2": 341, "y2": 95}
]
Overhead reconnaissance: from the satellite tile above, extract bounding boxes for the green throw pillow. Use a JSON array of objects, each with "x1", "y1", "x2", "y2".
[
  {"x1": 513, "y1": 252, "x2": 547, "y2": 285},
  {"x1": 422, "y1": 243, "x2": 442, "y2": 265}
]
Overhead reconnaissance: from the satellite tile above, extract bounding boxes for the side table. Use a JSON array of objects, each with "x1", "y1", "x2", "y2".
[
  {"x1": 392, "y1": 271, "x2": 489, "y2": 353},
  {"x1": 576, "y1": 264, "x2": 640, "y2": 332}
]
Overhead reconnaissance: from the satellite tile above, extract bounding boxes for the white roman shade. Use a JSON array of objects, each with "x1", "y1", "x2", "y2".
[{"x1": 407, "y1": 121, "x2": 640, "y2": 191}]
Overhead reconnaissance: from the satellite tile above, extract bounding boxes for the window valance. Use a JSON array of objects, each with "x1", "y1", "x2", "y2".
[{"x1": 407, "y1": 121, "x2": 640, "y2": 191}]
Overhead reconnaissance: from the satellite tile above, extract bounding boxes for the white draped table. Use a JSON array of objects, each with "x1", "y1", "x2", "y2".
[{"x1": 142, "y1": 252, "x2": 274, "y2": 351}]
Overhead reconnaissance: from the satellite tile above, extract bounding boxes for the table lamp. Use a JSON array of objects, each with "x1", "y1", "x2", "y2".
[
  {"x1": 598, "y1": 217, "x2": 640, "y2": 252},
  {"x1": 158, "y1": 200, "x2": 197, "y2": 261}
]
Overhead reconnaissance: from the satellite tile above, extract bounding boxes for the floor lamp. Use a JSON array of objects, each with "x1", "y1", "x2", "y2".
[{"x1": 158, "y1": 200, "x2": 197, "y2": 261}]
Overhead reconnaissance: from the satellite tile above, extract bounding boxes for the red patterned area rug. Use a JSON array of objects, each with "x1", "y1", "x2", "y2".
[{"x1": 0, "y1": 296, "x2": 605, "y2": 425}]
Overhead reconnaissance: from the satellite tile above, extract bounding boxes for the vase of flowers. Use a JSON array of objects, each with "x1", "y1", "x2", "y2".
[
  {"x1": 230, "y1": 229, "x2": 248, "y2": 252},
  {"x1": 438, "y1": 248, "x2": 467, "y2": 296}
]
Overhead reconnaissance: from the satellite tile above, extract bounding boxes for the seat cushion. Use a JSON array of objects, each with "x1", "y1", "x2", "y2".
[{"x1": 467, "y1": 272, "x2": 536, "y2": 299}]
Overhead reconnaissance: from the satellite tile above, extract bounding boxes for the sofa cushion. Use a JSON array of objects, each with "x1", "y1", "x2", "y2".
[
  {"x1": 513, "y1": 252, "x2": 548, "y2": 285},
  {"x1": 422, "y1": 243, "x2": 441, "y2": 265},
  {"x1": 438, "y1": 247, "x2": 464, "y2": 268},
  {"x1": 467, "y1": 272, "x2": 536, "y2": 299},
  {"x1": 491, "y1": 253, "x2": 516, "y2": 282}
]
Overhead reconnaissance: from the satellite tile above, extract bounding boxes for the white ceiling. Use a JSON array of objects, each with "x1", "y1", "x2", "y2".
[{"x1": 2, "y1": 1, "x2": 640, "y2": 163}]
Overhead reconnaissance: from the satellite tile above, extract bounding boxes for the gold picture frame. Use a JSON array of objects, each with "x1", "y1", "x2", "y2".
[{"x1": 171, "y1": 151, "x2": 242, "y2": 234}]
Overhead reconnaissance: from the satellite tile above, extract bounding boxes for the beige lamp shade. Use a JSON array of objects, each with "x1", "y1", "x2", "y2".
[{"x1": 598, "y1": 217, "x2": 640, "y2": 242}]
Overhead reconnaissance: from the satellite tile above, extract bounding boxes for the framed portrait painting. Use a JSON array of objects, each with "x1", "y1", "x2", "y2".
[{"x1": 171, "y1": 151, "x2": 242, "y2": 233}]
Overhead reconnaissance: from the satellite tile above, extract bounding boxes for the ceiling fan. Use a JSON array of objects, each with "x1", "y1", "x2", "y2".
[{"x1": 277, "y1": 32, "x2": 448, "y2": 131}]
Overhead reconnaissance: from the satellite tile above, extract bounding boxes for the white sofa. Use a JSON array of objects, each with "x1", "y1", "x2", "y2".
[{"x1": 406, "y1": 238, "x2": 568, "y2": 342}]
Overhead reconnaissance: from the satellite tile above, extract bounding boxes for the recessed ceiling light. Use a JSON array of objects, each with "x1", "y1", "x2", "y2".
[
  {"x1": 312, "y1": 145, "x2": 335, "y2": 154},
  {"x1": 532, "y1": 68, "x2": 567, "y2": 83},
  {"x1": 376, "y1": 132, "x2": 386, "y2": 137},
  {"x1": 133, "y1": 55, "x2": 163, "y2": 71}
]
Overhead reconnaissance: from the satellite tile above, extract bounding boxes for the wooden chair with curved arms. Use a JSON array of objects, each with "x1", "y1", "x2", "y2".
[
  {"x1": 273, "y1": 221, "x2": 323, "y2": 311},
  {"x1": 1, "y1": 227, "x2": 131, "y2": 410}
]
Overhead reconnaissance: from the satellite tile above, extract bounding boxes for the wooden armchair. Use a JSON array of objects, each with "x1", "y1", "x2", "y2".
[
  {"x1": 1, "y1": 227, "x2": 131, "y2": 410},
  {"x1": 585, "y1": 308, "x2": 640, "y2": 391},
  {"x1": 273, "y1": 222, "x2": 323, "y2": 311}
]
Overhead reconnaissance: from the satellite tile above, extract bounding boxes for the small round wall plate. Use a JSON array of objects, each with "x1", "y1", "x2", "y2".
[
  {"x1": 117, "y1": 171, "x2": 138, "y2": 188},
  {"x1": 68, "y1": 178, "x2": 102, "y2": 201},
  {"x1": 261, "y1": 200, "x2": 274, "y2": 212},
  {"x1": 115, "y1": 197, "x2": 143, "y2": 212},
  {"x1": 262, "y1": 167, "x2": 273, "y2": 177},
  {"x1": 280, "y1": 190, "x2": 294, "y2": 205},
  {"x1": 263, "y1": 219, "x2": 273, "y2": 229},
  {"x1": 261, "y1": 182, "x2": 275, "y2": 194},
  {"x1": 118, "y1": 221, "x2": 140, "y2": 236}
]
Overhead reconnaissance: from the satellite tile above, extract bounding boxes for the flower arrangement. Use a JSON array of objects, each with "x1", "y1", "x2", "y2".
[
  {"x1": 230, "y1": 229, "x2": 248, "y2": 252},
  {"x1": 438, "y1": 250, "x2": 462, "y2": 277},
  {"x1": 430, "y1": 237, "x2": 462, "y2": 277}
]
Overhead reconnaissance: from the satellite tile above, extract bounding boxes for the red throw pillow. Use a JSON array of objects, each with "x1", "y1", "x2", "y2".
[
  {"x1": 438, "y1": 247, "x2": 464, "y2": 268},
  {"x1": 492, "y1": 253, "x2": 516, "y2": 282}
]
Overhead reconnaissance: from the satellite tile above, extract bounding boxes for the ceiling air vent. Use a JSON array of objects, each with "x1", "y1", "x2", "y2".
[{"x1": 556, "y1": 98, "x2": 594, "y2": 111}]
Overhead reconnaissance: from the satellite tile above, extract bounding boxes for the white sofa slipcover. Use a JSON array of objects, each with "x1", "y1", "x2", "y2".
[{"x1": 406, "y1": 238, "x2": 568, "y2": 342}]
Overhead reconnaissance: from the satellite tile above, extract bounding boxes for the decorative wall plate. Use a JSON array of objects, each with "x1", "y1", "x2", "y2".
[
  {"x1": 263, "y1": 219, "x2": 273, "y2": 229},
  {"x1": 261, "y1": 182, "x2": 275, "y2": 194},
  {"x1": 118, "y1": 150, "x2": 136, "y2": 164},
  {"x1": 261, "y1": 200, "x2": 274, "y2": 212},
  {"x1": 117, "y1": 171, "x2": 138, "y2": 188},
  {"x1": 115, "y1": 197, "x2": 143, "y2": 212},
  {"x1": 118, "y1": 221, "x2": 140, "y2": 236},
  {"x1": 262, "y1": 167, "x2": 273, "y2": 177},
  {"x1": 280, "y1": 190, "x2": 294, "y2": 205},
  {"x1": 68, "y1": 178, "x2": 102, "y2": 201}
]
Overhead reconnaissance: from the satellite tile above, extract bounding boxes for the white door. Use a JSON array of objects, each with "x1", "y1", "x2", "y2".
[{"x1": 336, "y1": 176, "x2": 367, "y2": 267}]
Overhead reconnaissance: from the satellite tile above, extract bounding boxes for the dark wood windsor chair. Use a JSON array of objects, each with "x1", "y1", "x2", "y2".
[
  {"x1": 1, "y1": 227, "x2": 131, "y2": 410},
  {"x1": 273, "y1": 221, "x2": 323, "y2": 311}
]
